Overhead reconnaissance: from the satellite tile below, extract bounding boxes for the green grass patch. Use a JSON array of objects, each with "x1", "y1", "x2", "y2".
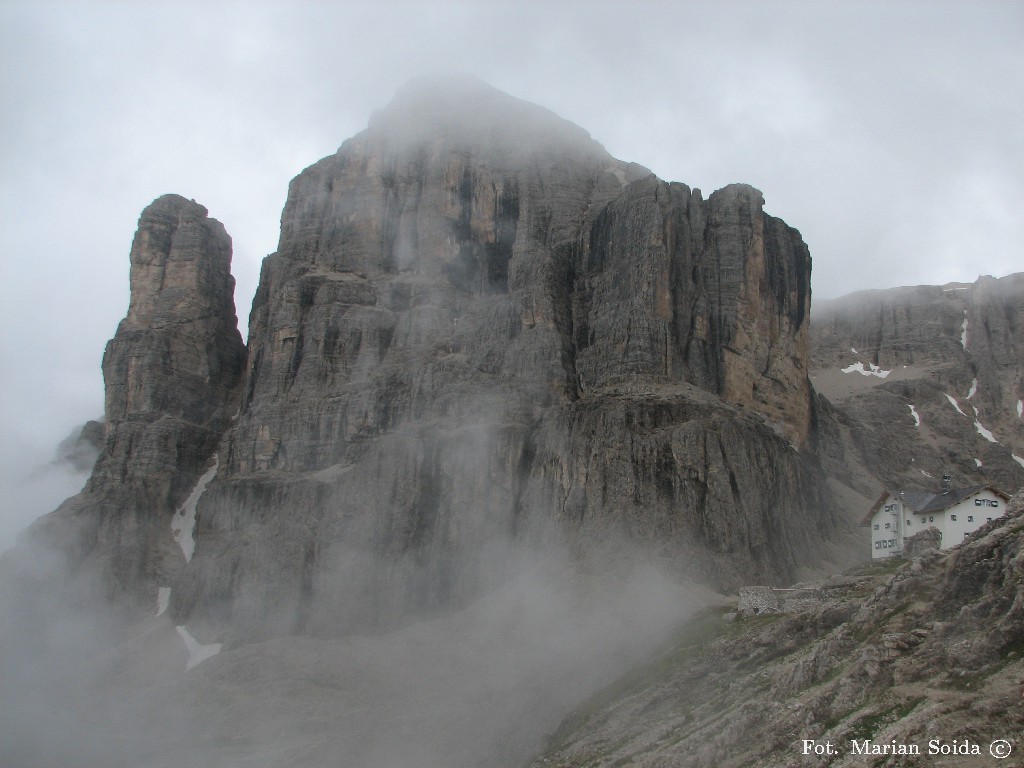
[{"x1": 842, "y1": 697, "x2": 925, "y2": 742}]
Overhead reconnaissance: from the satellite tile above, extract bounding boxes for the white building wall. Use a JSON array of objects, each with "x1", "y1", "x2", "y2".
[
  {"x1": 869, "y1": 488, "x2": 1007, "y2": 559},
  {"x1": 900, "y1": 506, "x2": 917, "y2": 541},
  {"x1": 870, "y1": 496, "x2": 903, "y2": 558},
  {"x1": 943, "y1": 488, "x2": 1005, "y2": 545}
]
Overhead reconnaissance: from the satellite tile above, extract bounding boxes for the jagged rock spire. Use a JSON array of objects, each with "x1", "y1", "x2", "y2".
[
  {"x1": 25, "y1": 194, "x2": 245, "y2": 604},
  {"x1": 103, "y1": 194, "x2": 244, "y2": 426}
]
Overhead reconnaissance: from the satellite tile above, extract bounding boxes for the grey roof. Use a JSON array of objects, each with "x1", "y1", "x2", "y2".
[
  {"x1": 914, "y1": 485, "x2": 988, "y2": 514},
  {"x1": 898, "y1": 489, "x2": 940, "y2": 512},
  {"x1": 861, "y1": 484, "x2": 1009, "y2": 526}
]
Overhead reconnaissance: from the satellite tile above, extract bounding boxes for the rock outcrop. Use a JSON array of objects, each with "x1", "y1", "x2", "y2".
[
  {"x1": 530, "y1": 494, "x2": 1024, "y2": 767},
  {"x1": 22, "y1": 194, "x2": 245, "y2": 606},
  {"x1": 811, "y1": 274, "x2": 1024, "y2": 504},
  {"x1": 902, "y1": 525, "x2": 942, "y2": 558}
]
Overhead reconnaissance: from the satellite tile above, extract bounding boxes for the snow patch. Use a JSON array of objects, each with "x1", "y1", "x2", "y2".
[
  {"x1": 960, "y1": 310, "x2": 968, "y2": 349},
  {"x1": 1017, "y1": 399, "x2": 1022, "y2": 419},
  {"x1": 1014, "y1": 454, "x2": 1024, "y2": 469},
  {"x1": 974, "y1": 458, "x2": 983, "y2": 468},
  {"x1": 907, "y1": 404, "x2": 920, "y2": 427},
  {"x1": 156, "y1": 587, "x2": 171, "y2": 616},
  {"x1": 841, "y1": 361, "x2": 891, "y2": 378},
  {"x1": 850, "y1": 347, "x2": 858, "y2": 354},
  {"x1": 170, "y1": 457, "x2": 218, "y2": 563},
  {"x1": 973, "y1": 421, "x2": 998, "y2": 443},
  {"x1": 176, "y1": 626, "x2": 222, "y2": 670},
  {"x1": 919, "y1": 469, "x2": 933, "y2": 478},
  {"x1": 945, "y1": 394, "x2": 967, "y2": 417},
  {"x1": 966, "y1": 378, "x2": 977, "y2": 400}
]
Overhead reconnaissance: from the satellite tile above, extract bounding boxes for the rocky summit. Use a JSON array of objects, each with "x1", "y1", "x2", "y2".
[
  {"x1": 15, "y1": 75, "x2": 836, "y2": 644},
  {"x1": 3, "y1": 78, "x2": 1020, "y2": 768}
]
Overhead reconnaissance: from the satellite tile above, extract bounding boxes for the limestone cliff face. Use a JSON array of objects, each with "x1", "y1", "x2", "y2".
[
  {"x1": 166, "y1": 77, "x2": 828, "y2": 640},
  {"x1": 573, "y1": 178, "x2": 811, "y2": 441},
  {"x1": 25, "y1": 195, "x2": 245, "y2": 605},
  {"x1": 811, "y1": 273, "x2": 1024, "y2": 497}
]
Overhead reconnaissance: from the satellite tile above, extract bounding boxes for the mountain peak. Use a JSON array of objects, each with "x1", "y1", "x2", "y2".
[
  {"x1": 386, "y1": 72, "x2": 504, "y2": 106},
  {"x1": 361, "y1": 74, "x2": 606, "y2": 159}
]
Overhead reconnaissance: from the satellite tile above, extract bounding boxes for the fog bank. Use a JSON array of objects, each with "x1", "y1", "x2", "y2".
[{"x1": 1, "y1": 518, "x2": 719, "y2": 768}]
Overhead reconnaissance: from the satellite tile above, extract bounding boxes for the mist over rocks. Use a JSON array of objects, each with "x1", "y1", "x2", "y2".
[{"x1": 52, "y1": 419, "x2": 104, "y2": 472}]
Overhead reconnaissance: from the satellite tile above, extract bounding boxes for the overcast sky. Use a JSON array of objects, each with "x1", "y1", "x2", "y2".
[{"x1": 1, "y1": 0, "x2": 1022, "y2": 542}]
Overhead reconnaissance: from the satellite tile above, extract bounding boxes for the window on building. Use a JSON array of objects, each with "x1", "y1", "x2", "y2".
[
  {"x1": 929, "y1": 516, "x2": 934, "y2": 522},
  {"x1": 921, "y1": 518, "x2": 926, "y2": 524},
  {"x1": 884, "y1": 522, "x2": 891, "y2": 529},
  {"x1": 875, "y1": 541, "x2": 881, "y2": 549},
  {"x1": 906, "y1": 519, "x2": 911, "y2": 526},
  {"x1": 968, "y1": 515, "x2": 974, "y2": 522},
  {"x1": 873, "y1": 524, "x2": 879, "y2": 530},
  {"x1": 993, "y1": 501, "x2": 999, "y2": 508},
  {"x1": 950, "y1": 514, "x2": 957, "y2": 521},
  {"x1": 987, "y1": 517, "x2": 992, "y2": 522}
]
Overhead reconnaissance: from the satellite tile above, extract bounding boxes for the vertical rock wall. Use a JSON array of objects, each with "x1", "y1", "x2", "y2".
[
  {"x1": 811, "y1": 273, "x2": 1024, "y2": 495},
  {"x1": 26, "y1": 195, "x2": 245, "y2": 606},
  {"x1": 572, "y1": 178, "x2": 811, "y2": 443}
]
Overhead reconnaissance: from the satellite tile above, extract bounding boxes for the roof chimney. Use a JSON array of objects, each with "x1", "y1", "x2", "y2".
[{"x1": 942, "y1": 474, "x2": 951, "y2": 493}]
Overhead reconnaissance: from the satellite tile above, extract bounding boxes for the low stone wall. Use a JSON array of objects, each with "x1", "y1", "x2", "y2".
[
  {"x1": 737, "y1": 586, "x2": 831, "y2": 615},
  {"x1": 737, "y1": 586, "x2": 782, "y2": 614}
]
